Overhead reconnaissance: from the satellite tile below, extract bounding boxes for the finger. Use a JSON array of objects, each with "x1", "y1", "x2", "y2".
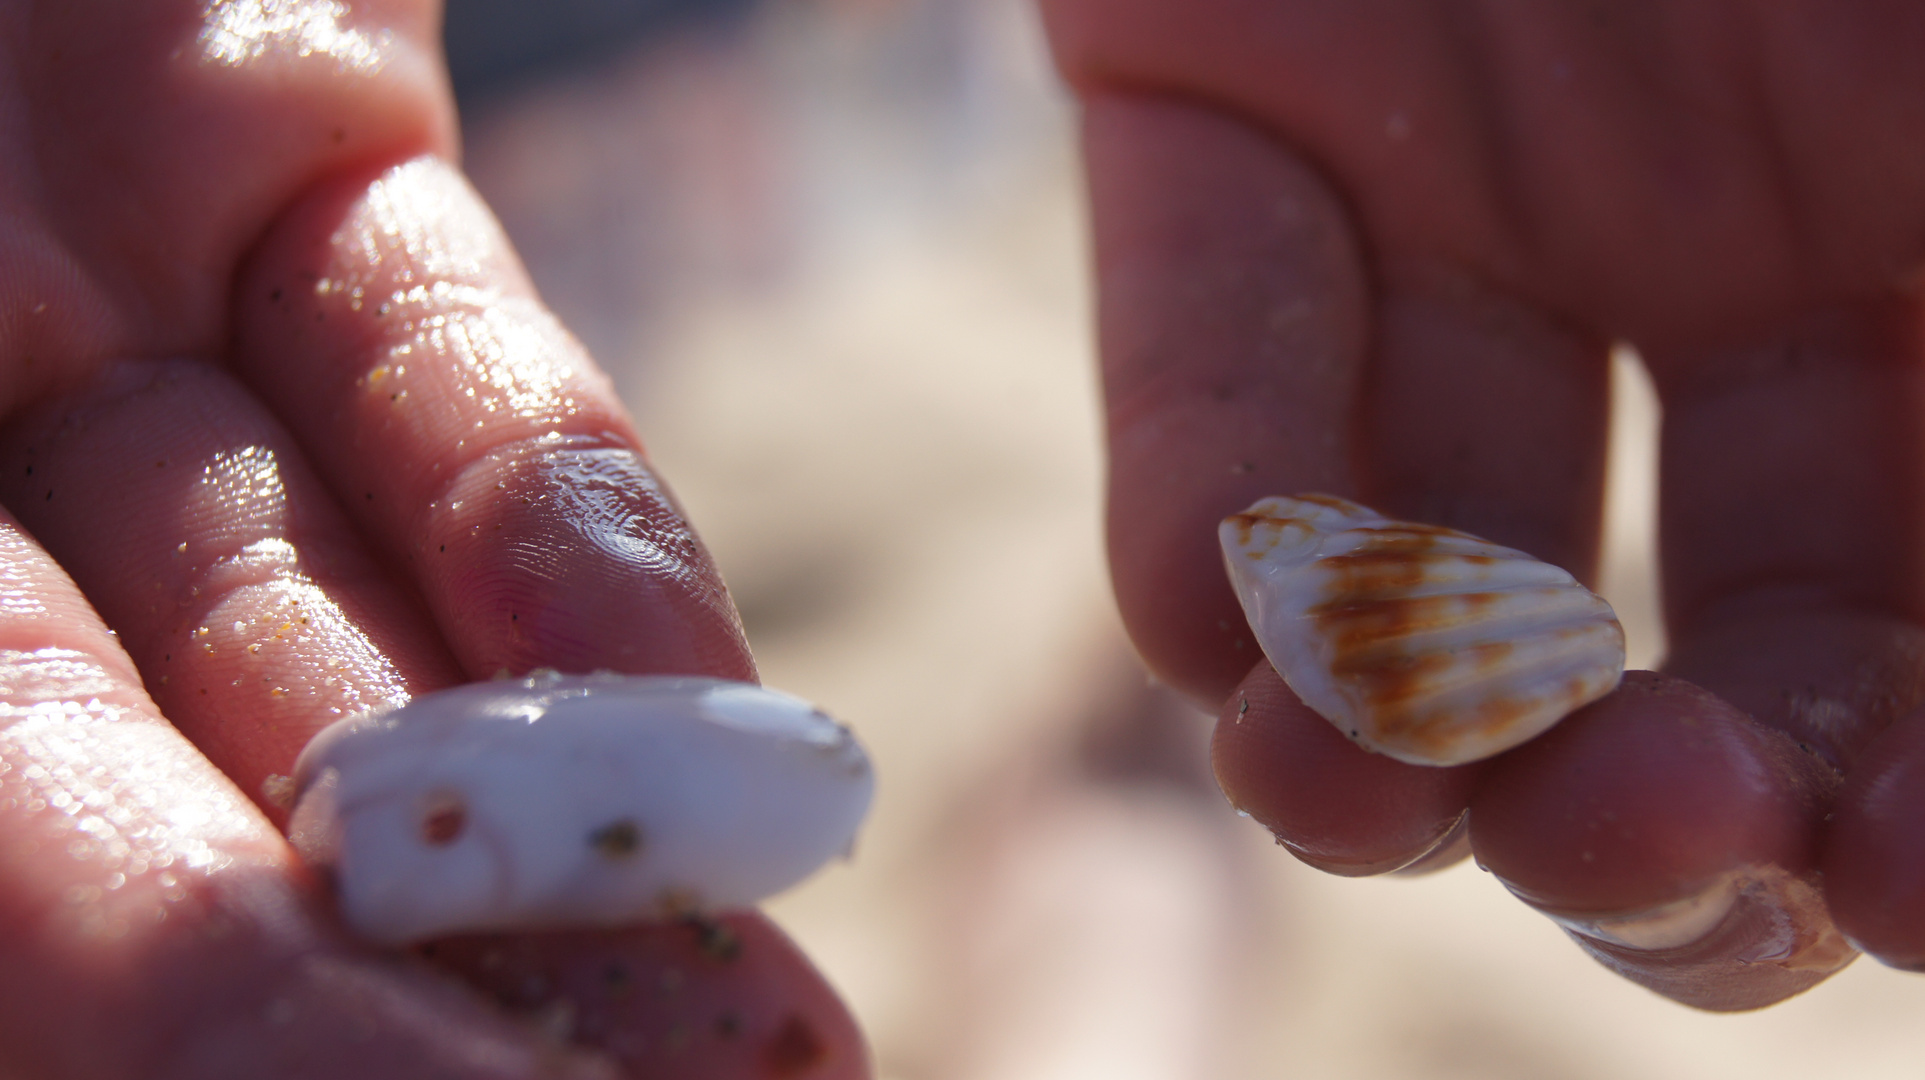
[
  {"x1": 1823, "y1": 706, "x2": 1925, "y2": 968},
  {"x1": 428, "y1": 915, "x2": 870, "y2": 1080},
  {"x1": 1458, "y1": 303, "x2": 1925, "y2": 1008},
  {"x1": 1083, "y1": 92, "x2": 1610, "y2": 688},
  {"x1": 1293, "y1": 249, "x2": 1611, "y2": 877},
  {"x1": 1652, "y1": 300, "x2": 1925, "y2": 764},
  {"x1": 1081, "y1": 92, "x2": 1369, "y2": 704},
  {"x1": 1470, "y1": 672, "x2": 1853, "y2": 1011},
  {"x1": 0, "y1": 506, "x2": 609, "y2": 1078},
  {"x1": 1214, "y1": 661, "x2": 1483, "y2": 875},
  {"x1": 1651, "y1": 301, "x2": 1925, "y2": 990},
  {"x1": 0, "y1": 359, "x2": 463, "y2": 825},
  {"x1": 231, "y1": 157, "x2": 754, "y2": 682},
  {"x1": 1360, "y1": 259, "x2": 1611, "y2": 579},
  {"x1": 7, "y1": 0, "x2": 455, "y2": 401}
]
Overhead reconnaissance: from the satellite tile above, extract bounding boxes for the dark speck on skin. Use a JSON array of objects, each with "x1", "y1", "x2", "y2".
[
  {"x1": 587, "y1": 819, "x2": 642, "y2": 858},
  {"x1": 665, "y1": 1021, "x2": 692, "y2": 1052},
  {"x1": 602, "y1": 962, "x2": 632, "y2": 996},
  {"x1": 688, "y1": 916, "x2": 742, "y2": 962}
]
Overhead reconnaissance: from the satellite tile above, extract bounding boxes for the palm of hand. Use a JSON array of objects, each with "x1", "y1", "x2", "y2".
[{"x1": 1045, "y1": 0, "x2": 1925, "y2": 1009}]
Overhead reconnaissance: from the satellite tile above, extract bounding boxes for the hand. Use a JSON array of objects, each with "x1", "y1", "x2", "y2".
[
  {"x1": 0, "y1": 2, "x2": 863, "y2": 1075},
  {"x1": 1043, "y1": 0, "x2": 1925, "y2": 1010}
]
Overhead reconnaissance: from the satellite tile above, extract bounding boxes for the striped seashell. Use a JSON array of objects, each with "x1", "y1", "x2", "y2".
[
  {"x1": 288, "y1": 672, "x2": 873, "y2": 945},
  {"x1": 1220, "y1": 494, "x2": 1625, "y2": 766}
]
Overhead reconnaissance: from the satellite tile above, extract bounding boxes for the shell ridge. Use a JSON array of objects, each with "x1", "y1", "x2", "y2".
[
  {"x1": 1361, "y1": 624, "x2": 1625, "y2": 713},
  {"x1": 1310, "y1": 587, "x2": 1613, "y2": 657},
  {"x1": 1308, "y1": 581, "x2": 1602, "y2": 623},
  {"x1": 1307, "y1": 552, "x2": 1575, "y2": 603}
]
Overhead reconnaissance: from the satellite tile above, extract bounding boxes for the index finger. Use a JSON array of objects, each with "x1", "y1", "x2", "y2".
[
  {"x1": 1083, "y1": 92, "x2": 1368, "y2": 704},
  {"x1": 232, "y1": 158, "x2": 754, "y2": 683},
  {"x1": 1086, "y1": 92, "x2": 1614, "y2": 707}
]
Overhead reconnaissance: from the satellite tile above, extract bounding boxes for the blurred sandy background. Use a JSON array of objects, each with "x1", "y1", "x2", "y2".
[{"x1": 448, "y1": 1, "x2": 1925, "y2": 1076}]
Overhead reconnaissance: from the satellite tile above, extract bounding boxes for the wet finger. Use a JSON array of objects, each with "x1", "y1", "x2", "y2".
[
  {"x1": 0, "y1": 359, "x2": 462, "y2": 825},
  {"x1": 232, "y1": 158, "x2": 752, "y2": 682},
  {"x1": 1213, "y1": 661, "x2": 1483, "y2": 875},
  {"x1": 0, "y1": 502, "x2": 610, "y2": 1077},
  {"x1": 8, "y1": 0, "x2": 455, "y2": 398},
  {"x1": 1470, "y1": 672, "x2": 1852, "y2": 1011}
]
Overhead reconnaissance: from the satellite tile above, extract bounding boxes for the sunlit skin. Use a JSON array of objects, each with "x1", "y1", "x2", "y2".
[
  {"x1": 1042, "y1": 0, "x2": 1925, "y2": 1009},
  {"x1": 0, "y1": 2, "x2": 865, "y2": 1076}
]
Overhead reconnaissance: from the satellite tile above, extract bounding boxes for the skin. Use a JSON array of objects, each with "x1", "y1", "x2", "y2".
[
  {"x1": 1041, "y1": 0, "x2": 1925, "y2": 1009},
  {"x1": 0, "y1": 2, "x2": 866, "y2": 1077}
]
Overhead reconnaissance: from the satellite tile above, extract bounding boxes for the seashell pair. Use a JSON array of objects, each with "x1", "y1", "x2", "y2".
[
  {"x1": 289, "y1": 673, "x2": 874, "y2": 945},
  {"x1": 1220, "y1": 494, "x2": 1624, "y2": 766}
]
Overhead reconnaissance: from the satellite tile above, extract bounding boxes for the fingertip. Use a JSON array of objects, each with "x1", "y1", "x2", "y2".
[
  {"x1": 425, "y1": 914, "x2": 869, "y2": 1080},
  {"x1": 1390, "y1": 813, "x2": 1473, "y2": 876},
  {"x1": 1471, "y1": 671, "x2": 1832, "y2": 910},
  {"x1": 1212, "y1": 660, "x2": 1482, "y2": 875},
  {"x1": 1470, "y1": 671, "x2": 1852, "y2": 1008},
  {"x1": 1559, "y1": 875, "x2": 1855, "y2": 1012},
  {"x1": 420, "y1": 439, "x2": 755, "y2": 683},
  {"x1": 1823, "y1": 708, "x2": 1925, "y2": 970}
]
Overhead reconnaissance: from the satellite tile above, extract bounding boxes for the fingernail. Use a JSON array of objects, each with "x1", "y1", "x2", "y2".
[
  {"x1": 1508, "y1": 866, "x2": 1856, "y2": 975},
  {"x1": 1533, "y1": 873, "x2": 1741, "y2": 951},
  {"x1": 1390, "y1": 812, "x2": 1471, "y2": 877},
  {"x1": 1263, "y1": 810, "x2": 1469, "y2": 878}
]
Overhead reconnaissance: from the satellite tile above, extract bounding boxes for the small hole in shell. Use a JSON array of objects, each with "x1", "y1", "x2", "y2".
[
  {"x1": 588, "y1": 819, "x2": 643, "y2": 859},
  {"x1": 420, "y1": 793, "x2": 467, "y2": 846}
]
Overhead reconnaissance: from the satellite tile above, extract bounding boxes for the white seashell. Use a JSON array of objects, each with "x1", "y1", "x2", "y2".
[
  {"x1": 1220, "y1": 494, "x2": 1624, "y2": 767},
  {"x1": 287, "y1": 673, "x2": 873, "y2": 945}
]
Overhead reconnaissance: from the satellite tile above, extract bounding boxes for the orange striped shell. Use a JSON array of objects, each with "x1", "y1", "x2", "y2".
[{"x1": 1220, "y1": 495, "x2": 1624, "y2": 766}]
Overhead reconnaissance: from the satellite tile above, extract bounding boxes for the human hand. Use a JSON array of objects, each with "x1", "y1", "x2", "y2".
[
  {"x1": 0, "y1": 2, "x2": 863, "y2": 1075},
  {"x1": 1042, "y1": 0, "x2": 1925, "y2": 1010}
]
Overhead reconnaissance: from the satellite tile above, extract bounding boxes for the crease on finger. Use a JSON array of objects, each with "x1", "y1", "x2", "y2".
[
  {"x1": 0, "y1": 377, "x2": 627, "y2": 1078},
  {"x1": 0, "y1": 359, "x2": 462, "y2": 821}
]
